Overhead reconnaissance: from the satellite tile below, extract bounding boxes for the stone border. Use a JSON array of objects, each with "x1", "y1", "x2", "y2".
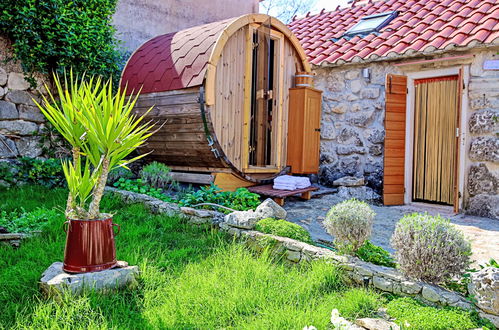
[{"x1": 107, "y1": 187, "x2": 499, "y2": 324}]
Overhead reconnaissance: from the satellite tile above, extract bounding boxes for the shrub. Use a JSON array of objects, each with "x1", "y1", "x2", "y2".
[
  {"x1": 255, "y1": 218, "x2": 312, "y2": 243},
  {"x1": 107, "y1": 167, "x2": 135, "y2": 185},
  {"x1": 178, "y1": 185, "x2": 260, "y2": 213},
  {"x1": 323, "y1": 199, "x2": 376, "y2": 252},
  {"x1": 0, "y1": 208, "x2": 60, "y2": 233},
  {"x1": 391, "y1": 213, "x2": 471, "y2": 283},
  {"x1": 140, "y1": 162, "x2": 174, "y2": 189},
  {"x1": 113, "y1": 178, "x2": 174, "y2": 203},
  {"x1": 386, "y1": 297, "x2": 491, "y2": 330},
  {"x1": 0, "y1": 0, "x2": 120, "y2": 84},
  {"x1": 356, "y1": 241, "x2": 396, "y2": 268},
  {"x1": 0, "y1": 158, "x2": 65, "y2": 188}
]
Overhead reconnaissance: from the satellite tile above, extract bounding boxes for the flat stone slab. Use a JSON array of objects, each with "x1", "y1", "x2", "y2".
[{"x1": 40, "y1": 261, "x2": 139, "y2": 297}]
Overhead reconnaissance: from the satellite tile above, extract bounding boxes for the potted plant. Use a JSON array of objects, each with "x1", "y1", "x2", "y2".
[{"x1": 34, "y1": 72, "x2": 154, "y2": 273}]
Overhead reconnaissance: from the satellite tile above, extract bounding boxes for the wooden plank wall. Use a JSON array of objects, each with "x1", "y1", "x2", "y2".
[
  {"x1": 383, "y1": 74, "x2": 407, "y2": 205},
  {"x1": 133, "y1": 88, "x2": 224, "y2": 169},
  {"x1": 213, "y1": 27, "x2": 247, "y2": 172}
]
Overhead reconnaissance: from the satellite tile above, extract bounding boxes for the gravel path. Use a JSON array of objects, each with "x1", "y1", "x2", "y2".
[{"x1": 284, "y1": 193, "x2": 499, "y2": 266}]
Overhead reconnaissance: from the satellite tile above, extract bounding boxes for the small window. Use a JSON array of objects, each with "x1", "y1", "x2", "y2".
[{"x1": 344, "y1": 11, "x2": 398, "y2": 37}]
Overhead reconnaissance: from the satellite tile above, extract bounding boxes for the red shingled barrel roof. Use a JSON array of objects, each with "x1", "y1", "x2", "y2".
[
  {"x1": 121, "y1": 18, "x2": 232, "y2": 94},
  {"x1": 288, "y1": 0, "x2": 499, "y2": 66}
]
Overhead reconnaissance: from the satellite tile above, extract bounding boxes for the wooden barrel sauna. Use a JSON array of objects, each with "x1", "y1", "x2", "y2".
[{"x1": 121, "y1": 14, "x2": 314, "y2": 190}]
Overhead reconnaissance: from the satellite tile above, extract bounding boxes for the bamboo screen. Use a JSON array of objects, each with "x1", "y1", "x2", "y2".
[{"x1": 413, "y1": 76, "x2": 459, "y2": 205}]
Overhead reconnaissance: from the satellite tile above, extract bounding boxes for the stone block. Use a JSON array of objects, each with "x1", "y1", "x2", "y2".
[
  {"x1": 469, "y1": 108, "x2": 499, "y2": 134},
  {"x1": 337, "y1": 186, "x2": 381, "y2": 202},
  {"x1": 369, "y1": 145, "x2": 383, "y2": 156},
  {"x1": 469, "y1": 137, "x2": 499, "y2": 163},
  {"x1": 0, "y1": 68, "x2": 7, "y2": 86},
  {"x1": 333, "y1": 176, "x2": 364, "y2": 187},
  {"x1": 373, "y1": 276, "x2": 393, "y2": 291},
  {"x1": 7, "y1": 72, "x2": 30, "y2": 91},
  {"x1": 468, "y1": 267, "x2": 499, "y2": 316},
  {"x1": 40, "y1": 262, "x2": 139, "y2": 297},
  {"x1": 0, "y1": 120, "x2": 38, "y2": 135},
  {"x1": 400, "y1": 280, "x2": 422, "y2": 295},
  {"x1": 350, "y1": 79, "x2": 363, "y2": 93},
  {"x1": 18, "y1": 104, "x2": 45, "y2": 123},
  {"x1": 336, "y1": 146, "x2": 367, "y2": 155},
  {"x1": 5, "y1": 90, "x2": 38, "y2": 106},
  {"x1": 224, "y1": 210, "x2": 259, "y2": 229},
  {"x1": 285, "y1": 250, "x2": 301, "y2": 263},
  {"x1": 360, "y1": 88, "x2": 380, "y2": 99},
  {"x1": 0, "y1": 86, "x2": 4, "y2": 98},
  {"x1": 467, "y1": 194, "x2": 499, "y2": 220},
  {"x1": 467, "y1": 164, "x2": 498, "y2": 197},
  {"x1": 345, "y1": 70, "x2": 360, "y2": 80},
  {"x1": 16, "y1": 136, "x2": 42, "y2": 158},
  {"x1": 421, "y1": 285, "x2": 442, "y2": 303},
  {"x1": 367, "y1": 129, "x2": 385, "y2": 144},
  {"x1": 0, "y1": 100, "x2": 18, "y2": 119}
]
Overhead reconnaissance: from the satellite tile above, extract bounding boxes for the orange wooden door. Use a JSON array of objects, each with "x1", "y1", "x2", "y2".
[
  {"x1": 303, "y1": 88, "x2": 322, "y2": 173},
  {"x1": 383, "y1": 74, "x2": 407, "y2": 205}
]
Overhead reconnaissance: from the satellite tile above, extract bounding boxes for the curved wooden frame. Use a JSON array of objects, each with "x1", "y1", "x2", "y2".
[{"x1": 204, "y1": 13, "x2": 312, "y2": 106}]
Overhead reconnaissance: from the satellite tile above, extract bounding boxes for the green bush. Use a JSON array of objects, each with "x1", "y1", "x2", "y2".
[
  {"x1": 0, "y1": 158, "x2": 65, "y2": 188},
  {"x1": 113, "y1": 178, "x2": 173, "y2": 202},
  {"x1": 386, "y1": 297, "x2": 492, "y2": 330},
  {"x1": 391, "y1": 213, "x2": 471, "y2": 283},
  {"x1": 107, "y1": 167, "x2": 135, "y2": 185},
  {"x1": 140, "y1": 162, "x2": 175, "y2": 189},
  {"x1": 356, "y1": 240, "x2": 396, "y2": 268},
  {"x1": 178, "y1": 184, "x2": 260, "y2": 213},
  {"x1": 255, "y1": 218, "x2": 312, "y2": 243},
  {"x1": 324, "y1": 199, "x2": 376, "y2": 253},
  {"x1": 0, "y1": 208, "x2": 59, "y2": 233},
  {"x1": 0, "y1": 0, "x2": 120, "y2": 83}
]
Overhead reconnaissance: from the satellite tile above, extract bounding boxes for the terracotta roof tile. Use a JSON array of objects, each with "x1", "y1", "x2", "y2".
[{"x1": 289, "y1": 0, "x2": 499, "y2": 66}]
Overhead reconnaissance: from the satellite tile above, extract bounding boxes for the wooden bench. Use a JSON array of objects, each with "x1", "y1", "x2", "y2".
[{"x1": 248, "y1": 184, "x2": 319, "y2": 206}]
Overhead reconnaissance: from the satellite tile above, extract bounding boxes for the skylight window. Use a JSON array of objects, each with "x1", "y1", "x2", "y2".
[{"x1": 344, "y1": 11, "x2": 398, "y2": 37}]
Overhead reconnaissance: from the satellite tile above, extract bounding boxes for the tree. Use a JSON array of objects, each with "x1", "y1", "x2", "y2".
[{"x1": 260, "y1": 0, "x2": 318, "y2": 24}]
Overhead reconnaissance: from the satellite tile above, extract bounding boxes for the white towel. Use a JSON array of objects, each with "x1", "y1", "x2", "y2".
[{"x1": 272, "y1": 175, "x2": 311, "y2": 190}]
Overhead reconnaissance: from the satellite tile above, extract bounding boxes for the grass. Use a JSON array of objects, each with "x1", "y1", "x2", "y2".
[{"x1": 0, "y1": 186, "x2": 492, "y2": 329}]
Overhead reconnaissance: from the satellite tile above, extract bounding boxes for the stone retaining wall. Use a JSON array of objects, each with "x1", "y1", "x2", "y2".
[
  {"x1": 315, "y1": 48, "x2": 499, "y2": 218},
  {"x1": 106, "y1": 187, "x2": 499, "y2": 325},
  {"x1": 0, "y1": 35, "x2": 50, "y2": 159}
]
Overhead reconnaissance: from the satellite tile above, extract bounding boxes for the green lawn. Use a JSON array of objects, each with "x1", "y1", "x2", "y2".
[{"x1": 0, "y1": 186, "x2": 490, "y2": 329}]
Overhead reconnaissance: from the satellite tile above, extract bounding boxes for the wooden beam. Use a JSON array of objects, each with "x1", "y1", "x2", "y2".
[{"x1": 170, "y1": 172, "x2": 215, "y2": 185}]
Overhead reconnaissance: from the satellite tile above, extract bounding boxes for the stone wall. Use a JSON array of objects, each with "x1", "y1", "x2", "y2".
[
  {"x1": 314, "y1": 49, "x2": 499, "y2": 218},
  {"x1": 0, "y1": 35, "x2": 49, "y2": 159},
  {"x1": 465, "y1": 50, "x2": 499, "y2": 219},
  {"x1": 113, "y1": 0, "x2": 259, "y2": 53},
  {"x1": 314, "y1": 63, "x2": 402, "y2": 194}
]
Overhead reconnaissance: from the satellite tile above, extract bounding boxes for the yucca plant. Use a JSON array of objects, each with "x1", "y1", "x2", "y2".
[{"x1": 34, "y1": 72, "x2": 155, "y2": 220}]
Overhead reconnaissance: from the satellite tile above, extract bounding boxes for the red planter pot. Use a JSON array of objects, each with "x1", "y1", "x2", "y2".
[{"x1": 63, "y1": 217, "x2": 120, "y2": 273}]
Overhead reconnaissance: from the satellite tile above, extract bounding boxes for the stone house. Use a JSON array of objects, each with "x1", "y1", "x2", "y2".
[
  {"x1": 289, "y1": 0, "x2": 499, "y2": 219},
  {"x1": 113, "y1": 0, "x2": 260, "y2": 52}
]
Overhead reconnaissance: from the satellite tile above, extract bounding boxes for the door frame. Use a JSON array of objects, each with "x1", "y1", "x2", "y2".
[{"x1": 404, "y1": 66, "x2": 469, "y2": 210}]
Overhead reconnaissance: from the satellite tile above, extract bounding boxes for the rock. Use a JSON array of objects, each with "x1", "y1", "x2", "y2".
[
  {"x1": 338, "y1": 155, "x2": 362, "y2": 176},
  {"x1": 480, "y1": 311, "x2": 499, "y2": 328},
  {"x1": 469, "y1": 137, "x2": 499, "y2": 162},
  {"x1": 348, "y1": 110, "x2": 375, "y2": 127},
  {"x1": 0, "y1": 120, "x2": 38, "y2": 135},
  {"x1": 224, "y1": 210, "x2": 260, "y2": 229},
  {"x1": 0, "y1": 135, "x2": 18, "y2": 158},
  {"x1": 321, "y1": 121, "x2": 336, "y2": 140},
  {"x1": 337, "y1": 146, "x2": 367, "y2": 155},
  {"x1": 469, "y1": 109, "x2": 499, "y2": 134},
  {"x1": 255, "y1": 198, "x2": 287, "y2": 220},
  {"x1": 0, "y1": 100, "x2": 18, "y2": 119},
  {"x1": 333, "y1": 176, "x2": 365, "y2": 187},
  {"x1": 285, "y1": 250, "x2": 301, "y2": 262},
  {"x1": 337, "y1": 127, "x2": 363, "y2": 146},
  {"x1": 373, "y1": 276, "x2": 393, "y2": 291},
  {"x1": 7, "y1": 72, "x2": 30, "y2": 91},
  {"x1": 400, "y1": 280, "x2": 422, "y2": 295},
  {"x1": 360, "y1": 88, "x2": 380, "y2": 99},
  {"x1": 345, "y1": 70, "x2": 359, "y2": 80},
  {"x1": 355, "y1": 318, "x2": 400, "y2": 330},
  {"x1": 40, "y1": 262, "x2": 139, "y2": 297},
  {"x1": 0, "y1": 87, "x2": 4, "y2": 98},
  {"x1": 336, "y1": 186, "x2": 381, "y2": 201},
  {"x1": 5, "y1": 90, "x2": 38, "y2": 106},
  {"x1": 369, "y1": 145, "x2": 383, "y2": 156},
  {"x1": 0, "y1": 68, "x2": 7, "y2": 86},
  {"x1": 421, "y1": 285, "x2": 442, "y2": 303},
  {"x1": 467, "y1": 164, "x2": 498, "y2": 197},
  {"x1": 18, "y1": 104, "x2": 45, "y2": 122},
  {"x1": 351, "y1": 80, "x2": 363, "y2": 93},
  {"x1": 467, "y1": 194, "x2": 499, "y2": 220},
  {"x1": 367, "y1": 129, "x2": 385, "y2": 144},
  {"x1": 16, "y1": 136, "x2": 42, "y2": 158},
  {"x1": 468, "y1": 267, "x2": 499, "y2": 316}
]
